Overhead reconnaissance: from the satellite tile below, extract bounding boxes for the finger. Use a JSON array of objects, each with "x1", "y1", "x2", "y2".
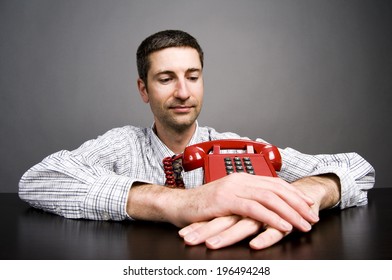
[
  {"x1": 233, "y1": 174, "x2": 314, "y2": 208},
  {"x1": 180, "y1": 215, "x2": 242, "y2": 245},
  {"x1": 240, "y1": 191, "x2": 314, "y2": 232},
  {"x1": 258, "y1": 176, "x2": 315, "y2": 206},
  {"x1": 249, "y1": 227, "x2": 290, "y2": 250},
  {"x1": 235, "y1": 176, "x2": 319, "y2": 225},
  {"x1": 178, "y1": 222, "x2": 206, "y2": 238},
  {"x1": 231, "y1": 198, "x2": 294, "y2": 232},
  {"x1": 206, "y1": 217, "x2": 263, "y2": 250}
]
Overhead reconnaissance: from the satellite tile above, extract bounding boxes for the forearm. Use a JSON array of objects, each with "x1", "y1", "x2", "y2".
[
  {"x1": 127, "y1": 182, "x2": 217, "y2": 227},
  {"x1": 127, "y1": 183, "x2": 177, "y2": 224}
]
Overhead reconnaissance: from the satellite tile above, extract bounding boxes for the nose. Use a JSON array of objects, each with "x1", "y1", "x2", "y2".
[{"x1": 173, "y1": 78, "x2": 191, "y2": 100}]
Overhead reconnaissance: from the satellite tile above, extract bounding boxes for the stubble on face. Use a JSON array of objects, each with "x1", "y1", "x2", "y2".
[
  {"x1": 149, "y1": 87, "x2": 202, "y2": 133},
  {"x1": 145, "y1": 48, "x2": 204, "y2": 134}
]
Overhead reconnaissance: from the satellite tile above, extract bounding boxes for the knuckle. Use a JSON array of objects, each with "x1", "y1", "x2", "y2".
[
  {"x1": 224, "y1": 172, "x2": 241, "y2": 183},
  {"x1": 213, "y1": 184, "x2": 228, "y2": 197},
  {"x1": 258, "y1": 189, "x2": 273, "y2": 201},
  {"x1": 240, "y1": 200, "x2": 259, "y2": 215}
]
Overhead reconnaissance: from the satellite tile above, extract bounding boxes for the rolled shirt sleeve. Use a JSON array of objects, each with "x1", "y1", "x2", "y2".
[
  {"x1": 19, "y1": 127, "x2": 152, "y2": 220},
  {"x1": 278, "y1": 147, "x2": 375, "y2": 209}
]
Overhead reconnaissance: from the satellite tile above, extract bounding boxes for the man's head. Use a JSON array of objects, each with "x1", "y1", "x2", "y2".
[
  {"x1": 136, "y1": 30, "x2": 204, "y2": 87},
  {"x1": 136, "y1": 30, "x2": 204, "y2": 135}
]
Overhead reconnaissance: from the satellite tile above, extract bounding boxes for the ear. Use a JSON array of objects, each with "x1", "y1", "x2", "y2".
[{"x1": 137, "y1": 78, "x2": 149, "y2": 103}]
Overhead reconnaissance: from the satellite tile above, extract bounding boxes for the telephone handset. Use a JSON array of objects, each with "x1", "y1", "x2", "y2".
[{"x1": 163, "y1": 139, "x2": 282, "y2": 188}]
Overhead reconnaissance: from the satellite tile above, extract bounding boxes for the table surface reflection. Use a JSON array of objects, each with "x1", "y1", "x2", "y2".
[{"x1": 1, "y1": 188, "x2": 391, "y2": 260}]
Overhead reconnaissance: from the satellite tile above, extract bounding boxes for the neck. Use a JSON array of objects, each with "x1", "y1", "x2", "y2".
[{"x1": 154, "y1": 122, "x2": 196, "y2": 154}]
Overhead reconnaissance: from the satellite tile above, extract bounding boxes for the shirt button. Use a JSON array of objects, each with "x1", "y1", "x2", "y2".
[{"x1": 102, "y1": 212, "x2": 110, "y2": 220}]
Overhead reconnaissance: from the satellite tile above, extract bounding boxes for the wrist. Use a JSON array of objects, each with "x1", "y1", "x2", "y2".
[{"x1": 292, "y1": 174, "x2": 341, "y2": 210}]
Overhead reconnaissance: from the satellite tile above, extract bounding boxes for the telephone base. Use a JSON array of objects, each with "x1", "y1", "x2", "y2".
[{"x1": 204, "y1": 153, "x2": 278, "y2": 183}]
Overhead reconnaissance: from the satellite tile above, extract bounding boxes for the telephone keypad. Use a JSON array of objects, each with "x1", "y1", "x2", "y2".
[{"x1": 225, "y1": 157, "x2": 255, "y2": 175}]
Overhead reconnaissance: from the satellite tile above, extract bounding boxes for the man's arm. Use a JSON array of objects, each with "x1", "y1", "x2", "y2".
[
  {"x1": 127, "y1": 173, "x2": 319, "y2": 231},
  {"x1": 19, "y1": 127, "x2": 141, "y2": 221},
  {"x1": 277, "y1": 148, "x2": 374, "y2": 209}
]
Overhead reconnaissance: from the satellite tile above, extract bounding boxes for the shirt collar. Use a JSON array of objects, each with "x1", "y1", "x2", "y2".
[
  {"x1": 187, "y1": 121, "x2": 201, "y2": 146},
  {"x1": 149, "y1": 121, "x2": 201, "y2": 161}
]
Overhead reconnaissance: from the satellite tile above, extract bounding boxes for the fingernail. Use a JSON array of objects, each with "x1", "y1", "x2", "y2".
[
  {"x1": 281, "y1": 220, "x2": 292, "y2": 231},
  {"x1": 184, "y1": 232, "x2": 198, "y2": 243},
  {"x1": 309, "y1": 210, "x2": 319, "y2": 222},
  {"x1": 250, "y1": 238, "x2": 264, "y2": 250},
  {"x1": 206, "y1": 236, "x2": 221, "y2": 246},
  {"x1": 301, "y1": 218, "x2": 312, "y2": 231},
  {"x1": 178, "y1": 228, "x2": 190, "y2": 237}
]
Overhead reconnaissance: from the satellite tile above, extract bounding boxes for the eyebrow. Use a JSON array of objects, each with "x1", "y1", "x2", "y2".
[
  {"x1": 186, "y1": 67, "x2": 202, "y2": 73},
  {"x1": 154, "y1": 67, "x2": 202, "y2": 77}
]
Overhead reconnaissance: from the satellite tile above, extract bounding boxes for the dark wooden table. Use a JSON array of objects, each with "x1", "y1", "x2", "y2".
[{"x1": 1, "y1": 188, "x2": 391, "y2": 259}]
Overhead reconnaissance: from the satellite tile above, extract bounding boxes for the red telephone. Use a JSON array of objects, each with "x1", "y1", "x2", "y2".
[{"x1": 163, "y1": 139, "x2": 282, "y2": 187}]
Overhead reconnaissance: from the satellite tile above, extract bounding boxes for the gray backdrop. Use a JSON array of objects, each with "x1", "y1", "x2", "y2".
[{"x1": 1, "y1": 0, "x2": 391, "y2": 192}]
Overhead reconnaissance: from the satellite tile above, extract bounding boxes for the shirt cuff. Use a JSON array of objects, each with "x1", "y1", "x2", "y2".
[
  {"x1": 308, "y1": 166, "x2": 362, "y2": 209},
  {"x1": 82, "y1": 175, "x2": 135, "y2": 221}
]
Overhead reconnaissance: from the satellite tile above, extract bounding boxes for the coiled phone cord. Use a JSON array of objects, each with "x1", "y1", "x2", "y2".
[{"x1": 163, "y1": 155, "x2": 185, "y2": 188}]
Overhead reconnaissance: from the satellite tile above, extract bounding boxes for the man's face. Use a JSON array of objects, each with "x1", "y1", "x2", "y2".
[{"x1": 138, "y1": 47, "x2": 204, "y2": 133}]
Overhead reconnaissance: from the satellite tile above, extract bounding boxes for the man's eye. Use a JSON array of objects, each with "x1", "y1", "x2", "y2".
[
  {"x1": 188, "y1": 76, "x2": 199, "y2": 81},
  {"x1": 159, "y1": 78, "x2": 172, "y2": 84}
]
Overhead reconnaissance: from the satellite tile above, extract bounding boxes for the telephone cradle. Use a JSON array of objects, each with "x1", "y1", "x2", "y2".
[{"x1": 163, "y1": 139, "x2": 282, "y2": 188}]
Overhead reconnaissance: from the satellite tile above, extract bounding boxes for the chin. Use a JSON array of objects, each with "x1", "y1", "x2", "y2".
[{"x1": 168, "y1": 119, "x2": 197, "y2": 132}]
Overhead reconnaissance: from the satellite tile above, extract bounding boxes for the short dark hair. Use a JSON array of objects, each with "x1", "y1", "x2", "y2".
[{"x1": 136, "y1": 30, "x2": 204, "y2": 85}]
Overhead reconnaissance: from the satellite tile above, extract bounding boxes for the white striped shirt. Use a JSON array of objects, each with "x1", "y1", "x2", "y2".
[{"x1": 19, "y1": 124, "x2": 375, "y2": 221}]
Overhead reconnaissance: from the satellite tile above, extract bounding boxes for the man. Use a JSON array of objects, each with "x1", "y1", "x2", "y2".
[{"x1": 19, "y1": 30, "x2": 375, "y2": 250}]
